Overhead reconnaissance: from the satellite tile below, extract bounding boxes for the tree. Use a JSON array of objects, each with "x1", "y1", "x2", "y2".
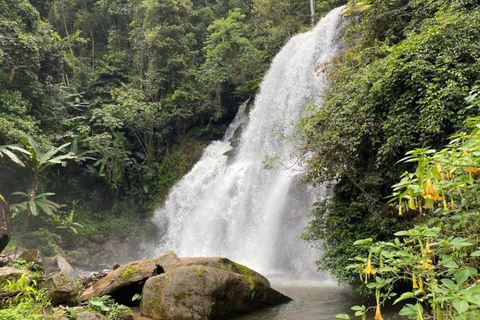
[
  {"x1": 200, "y1": 9, "x2": 264, "y2": 118},
  {"x1": 310, "y1": 0, "x2": 315, "y2": 26},
  {"x1": 1, "y1": 136, "x2": 77, "y2": 235},
  {"x1": 0, "y1": 195, "x2": 12, "y2": 253}
]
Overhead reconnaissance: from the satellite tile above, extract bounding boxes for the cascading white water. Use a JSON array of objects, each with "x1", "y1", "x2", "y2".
[{"x1": 150, "y1": 7, "x2": 345, "y2": 279}]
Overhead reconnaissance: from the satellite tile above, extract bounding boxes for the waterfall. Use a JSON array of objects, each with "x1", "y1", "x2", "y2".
[{"x1": 150, "y1": 7, "x2": 345, "y2": 279}]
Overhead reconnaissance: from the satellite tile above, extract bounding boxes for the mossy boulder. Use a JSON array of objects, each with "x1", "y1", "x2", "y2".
[
  {"x1": 140, "y1": 265, "x2": 291, "y2": 320},
  {"x1": 178, "y1": 257, "x2": 270, "y2": 287},
  {"x1": 19, "y1": 249, "x2": 43, "y2": 265},
  {"x1": 44, "y1": 272, "x2": 81, "y2": 305},
  {"x1": 79, "y1": 258, "x2": 163, "y2": 302}
]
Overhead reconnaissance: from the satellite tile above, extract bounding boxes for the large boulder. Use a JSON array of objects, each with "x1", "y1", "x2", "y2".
[
  {"x1": 44, "y1": 272, "x2": 81, "y2": 305},
  {"x1": 79, "y1": 258, "x2": 163, "y2": 303},
  {"x1": 179, "y1": 257, "x2": 270, "y2": 287},
  {"x1": 140, "y1": 265, "x2": 291, "y2": 320},
  {"x1": 19, "y1": 249, "x2": 43, "y2": 265},
  {"x1": 57, "y1": 256, "x2": 79, "y2": 279}
]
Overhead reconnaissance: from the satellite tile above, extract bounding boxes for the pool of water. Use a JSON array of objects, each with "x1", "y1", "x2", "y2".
[{"x1": 235, "y1": 277, "x2": 404, "y2": 320}]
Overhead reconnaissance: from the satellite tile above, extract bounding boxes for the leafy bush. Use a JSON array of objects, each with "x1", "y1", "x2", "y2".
[
  {"x1": 19, "y1": 228, "x2": 62, "y2": 257},
  {"x1": 8, "y1": 258, "x2": 44, "y2": 272},
  {"x1": 338, "y1": 116, "x2": 480, "y2": 319}
]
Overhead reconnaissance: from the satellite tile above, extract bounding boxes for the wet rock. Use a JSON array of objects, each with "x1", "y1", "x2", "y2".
[
  {"x1": 57, "y1": 256, "x2": 79, "y2": 279},
  {"x1": 19, "y1": 249, "x2": 43, "y2": 265},
  {"x1": 91, "y1": 234, "x2": 106, "y2": 244},
  {"x1": 151, "y1": 250, "x2": 180, "y2": 273},
  {"x1": 77, "y1": 311, "x2": 108, "y2": 320},
  {"x1": 79, "y1": 258, "x2": 163, "y2": 302},
  {"x1": 140, "y1": 264, "x2": 291, "y2": 320},
  {"x1": 81, "y1": 270, "x2": 108, "y2": 289},
  {"x1": 45, "y1": 272, "x2": 81, "y2": 305},
  {"x1": 179, "y1": 256, "x2": 270, "y2": 287}
]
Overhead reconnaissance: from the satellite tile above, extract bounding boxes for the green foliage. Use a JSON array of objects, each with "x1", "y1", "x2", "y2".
[
  {"x1": 8, "y1": 258, "x2": 44, "y2": 273},
  {"x1": 19, "y1": 228, "x2": 62, "y2": 256},
  {"x1": 87, "y1": 295, "x2": 134, "y2": 320},
  {"x1": 343, "y1": 117, "x2": 480, "y2": 319},
  {"x1": 200, "y1": 9, "x2": 264, "y2": 118},
  {"x1": 0, "y1": 272, "x2": 50, "y2": 319}
]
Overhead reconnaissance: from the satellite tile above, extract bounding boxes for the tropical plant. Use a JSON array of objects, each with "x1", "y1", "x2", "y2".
[
  {"x1": 338, "y1": 116, "x2": 480, "y2": 320},
  {"x1": 0, "y1": 136, "x2": 77, "y2": 234}
]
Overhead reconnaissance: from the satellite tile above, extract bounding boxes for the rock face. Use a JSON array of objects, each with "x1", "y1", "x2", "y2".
[
  {"x1": 56, "y1": 256, "x2": 79, "y2": 279},
  {"x1": 45, "y1": 272, "x2": 81, "y2": 305},
  {"x1": 140, "y1": 260, "x2": 291, "y2": 319}
]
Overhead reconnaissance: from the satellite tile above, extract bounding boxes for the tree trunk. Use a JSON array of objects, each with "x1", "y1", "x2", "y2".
[
  {"x1": 21, "y1": 173, "x2": 38, "y2": 236},
  {"x1": 0, "y1": 198, "x2": 12, "y2": 254},
  {"x1": 310, "y1": 0, "x2": 316, "y2": 27}
]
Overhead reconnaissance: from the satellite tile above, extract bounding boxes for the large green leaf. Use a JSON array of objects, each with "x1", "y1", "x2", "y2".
[
  {"x1": 29, "y1": 200, "x2": 37, "y2": 216},
  {"x1": 453, "y1": 299, "x2": 469, "y2": 313}
]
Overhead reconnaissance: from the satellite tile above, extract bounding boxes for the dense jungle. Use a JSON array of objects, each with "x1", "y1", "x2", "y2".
[{"x1": 0, "y1": 0, "x2": 479, "y2": 319}]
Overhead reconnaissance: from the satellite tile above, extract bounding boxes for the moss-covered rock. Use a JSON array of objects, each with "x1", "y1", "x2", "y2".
[
  {"x1": 79, "y1": 258, "x2": 163, "y2": 301},
  {"x1": 44, "y1": 272, "x2": 81, "y2": 305},
  {"x1": 140, "y1": 265, "x2": 291, "y2": 320}
]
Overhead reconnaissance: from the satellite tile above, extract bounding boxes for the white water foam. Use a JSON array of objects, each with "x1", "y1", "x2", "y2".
[{"x1": 149, "y1": 7, "x2": 346, "y2": 280}]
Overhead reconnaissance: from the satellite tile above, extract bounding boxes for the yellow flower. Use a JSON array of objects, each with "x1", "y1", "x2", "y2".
[
  {"x1": 362, "y1": 251, "x2": 376, "y2": 283},
  {"x1": 419, "y1": 277, "x2": 424, "y2": 293},
  {"x1": 462, "y1": 151, "x2": 468, "y2": 157},
  {"x1": 398, "y1": 203, "x2": 403, "y2": 216},
  {"x1": 425, "y1": 178, "x2": 436, "y2": 195},
  {"x1": 418, "y1": 259, "x2": 434, "y2": 270},
  {"x1": 451, "y1": 199, "x2": 457, "y2": 210},
  {"x1": 362, "y1": 261, "x2": 376, "y2": 276},
  {"x1": 467, "y1": 167, "x2": 479, "y2": 176},
  {"x1": 424, "y1": 193, "x2": 442, "y2": 201},
  {"x1": 424, "y1": 179, "x2": 442, "y2": 202},
  {"x1": 374, "y1": 306, "x2": 384, "y2": 320},
  {"x1": 412, "y1": 274, "x2": 418, "y2": 289},
  {"x1": 425, "y1": 241, "x2": 434, "y2": 255},
  {"x1": 408, "y1": 197, "x2": 415, "y2": 210}
]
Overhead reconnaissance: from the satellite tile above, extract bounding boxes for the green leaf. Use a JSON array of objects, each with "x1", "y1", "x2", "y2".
[
  {"x1": 471, "y1": 251, "x2": 480, "y2": 257},
  {"x1": 394, "y1": 292, "x2": 415, "y2": 305},
  {"x1": 11, "y1": 191, "x2": 29, "y2": 198},
  {"x1": 0, "y1": 148, "x2": 25, "y2": 167},
  {"x1": 335, "y1": 314, "x2": 350, "y2": 320},
  {"x1": 453, "y1": 299, "x2": 469, "y2": 313},
  {"x1": 394, "y1": 230, "x2": 413, "y2": 236},
  {"x1": 441, "y1": 278, "x2": 456, "y2": 290},
  {"x1": 353, "y1": 238, "x2": 372, "y2": 245},
  {"x1": 466, "y1": 295, "x2": 480, "y2": 306},
  {"x1": 29, "y1": 200, "x2": 37, "y2": 216},
  {"x1": 456, "y1": 269, "x2": 470, "y2": 285},
  {"x1": 441, "y1": 260, "x2": 459, "y2": 269},
  {"x1": 36, "y1": 201, "x2": 54, "y2": 216}
]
